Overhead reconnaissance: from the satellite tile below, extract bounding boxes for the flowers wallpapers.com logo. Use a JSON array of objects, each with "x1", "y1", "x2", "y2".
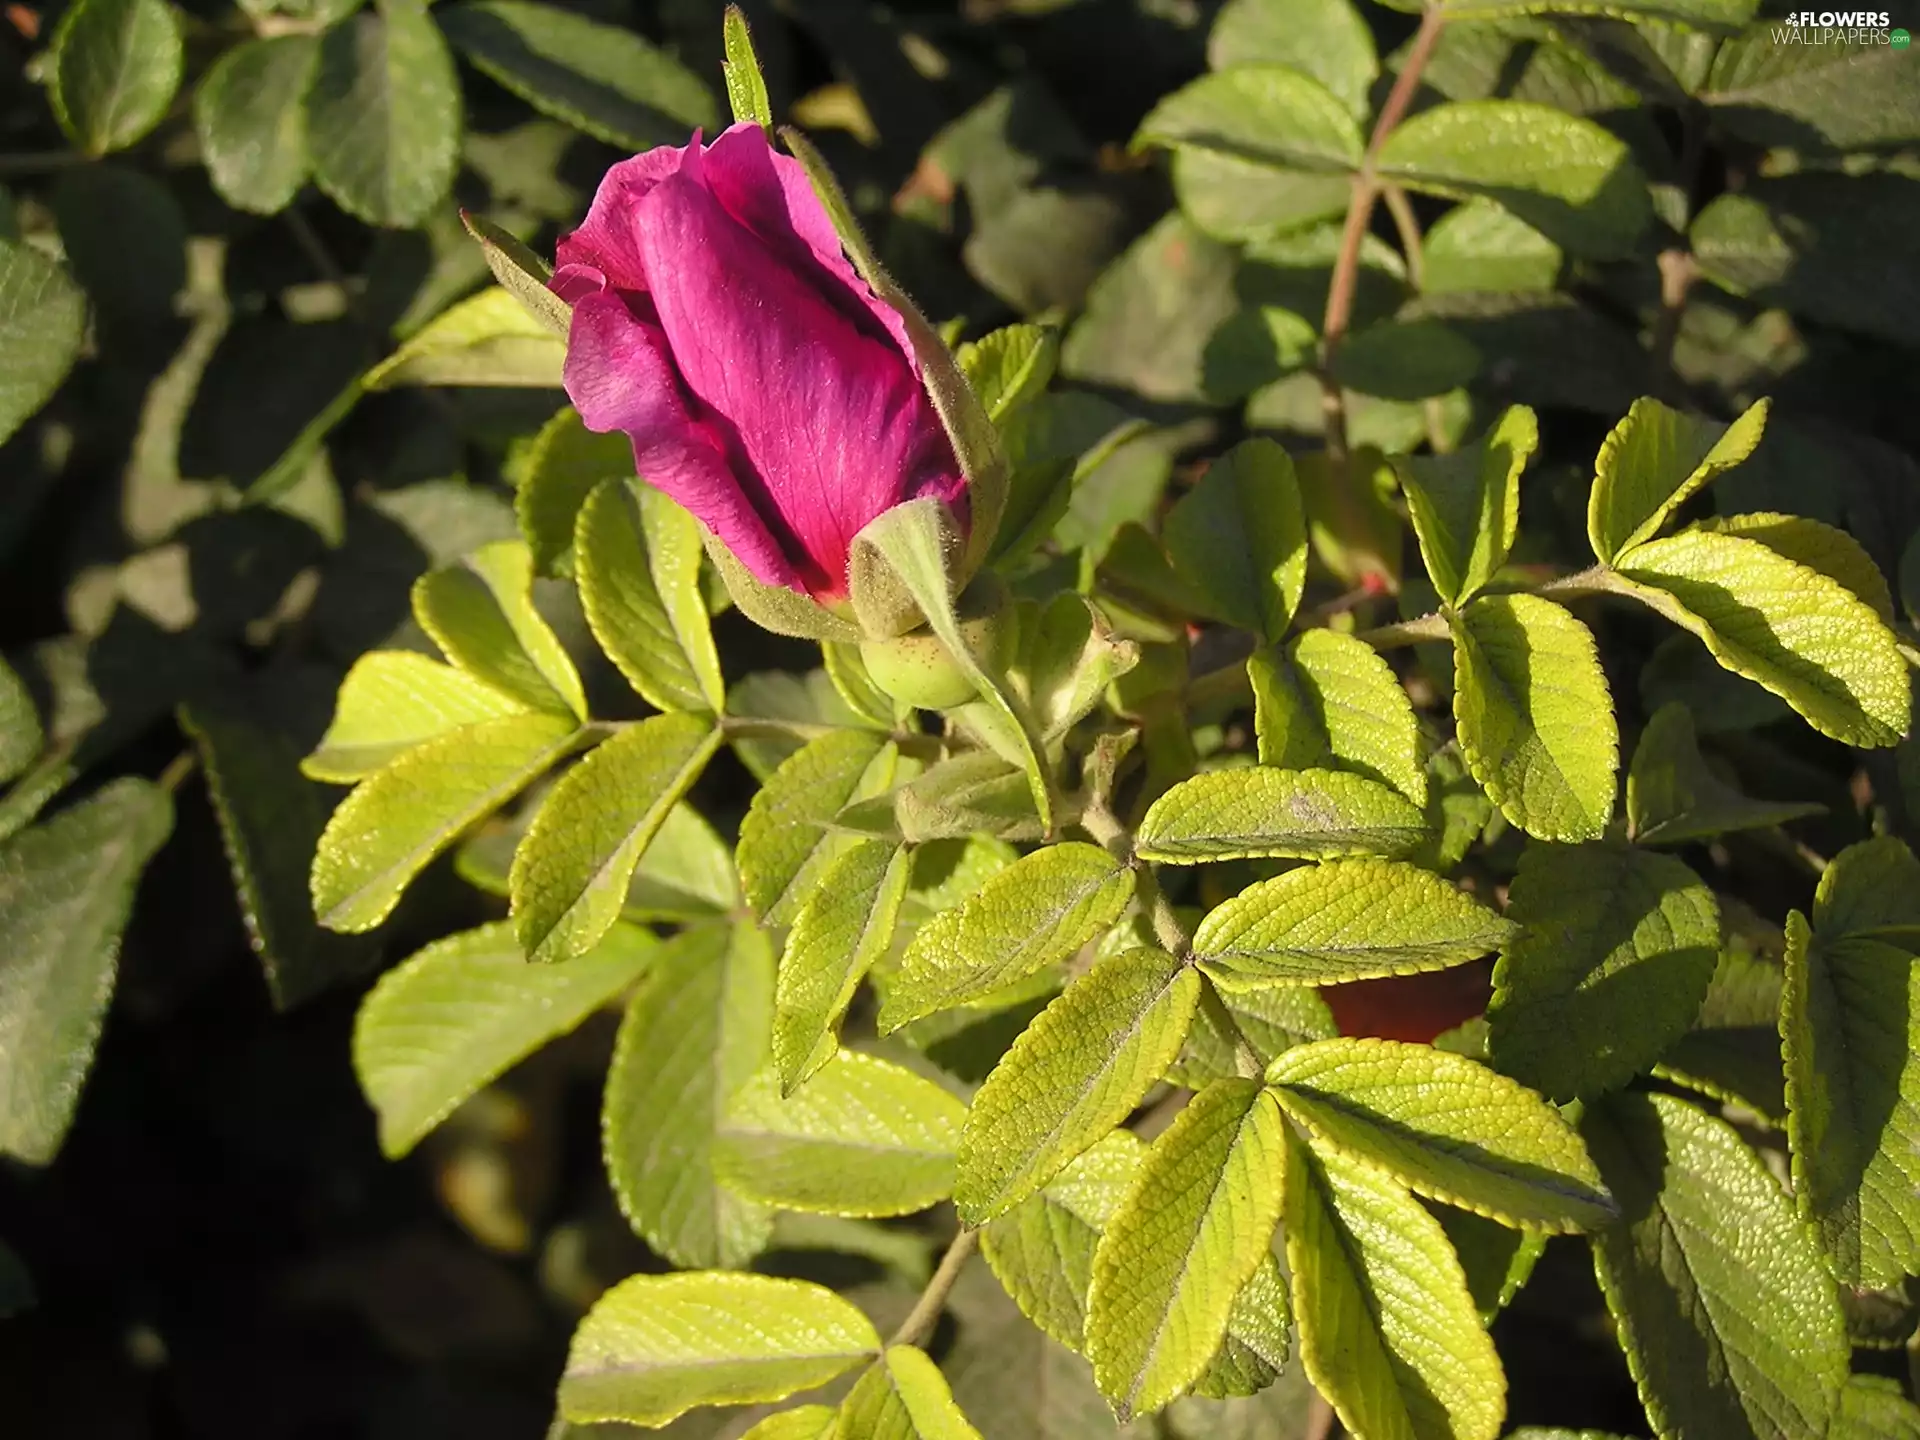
[{"x1": 1771, "y1": 9, "x2": 1910, "y2": 43}]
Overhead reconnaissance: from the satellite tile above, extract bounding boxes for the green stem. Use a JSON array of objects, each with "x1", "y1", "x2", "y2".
[
  {"x1": 1356, "y1": 611, "x2": 1451, "y2": 649},
  {"x1": 888, "y1": 1227, "x2": 979, "y2": 1349}
]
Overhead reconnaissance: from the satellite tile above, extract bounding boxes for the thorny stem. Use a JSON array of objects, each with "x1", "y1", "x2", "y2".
[
  {"x1": 1320, "y1": 4, "x2": 1448, "y2": 465},
  {"x1": 889, "y1": 1226, "x2": 980, "y2": 1349}
]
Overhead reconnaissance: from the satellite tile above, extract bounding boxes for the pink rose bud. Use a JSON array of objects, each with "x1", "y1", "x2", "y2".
[{"x1": 551, "y1": 123, "x2": 968, "y2": 604}]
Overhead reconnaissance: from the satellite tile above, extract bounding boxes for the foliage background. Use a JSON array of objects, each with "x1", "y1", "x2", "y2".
[{"x1": 1, "y1": 0, "x2": 1917, "y2": 1435}]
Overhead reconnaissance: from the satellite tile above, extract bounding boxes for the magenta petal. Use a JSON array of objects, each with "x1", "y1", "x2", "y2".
[
  {"x1": 554, "y1": 143, "x2": 690, "y2": 293},
  {"x1": 698, "y1": 123, "x2": 920, "y2": 370},
  {"x1": 636, "y1": 169, "x2": 963, "y2": 595},
  {"x1": 562, "y1": 291, "x2": 802, "y2": 591}
]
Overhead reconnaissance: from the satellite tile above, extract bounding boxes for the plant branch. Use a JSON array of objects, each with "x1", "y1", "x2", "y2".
[
  {"x1": 157, "y1": 750, "x2": 198, "y2": 795},
  {"x1": 889, "y1": 1226, "x2": 979, "y2": 1348},
  {"x1": 1356, "y1": 611, "x2": 1451, "y2": 648},
  {"x1": 1649, "y1": 246, "x2": 1699, "y2": 402},
  {"x1": 1381, "y1": 183, "x2": 1425, "y2": 291},
  {"x1": 1319, "y1": 3, "x2": 1447, "y2": 463}
]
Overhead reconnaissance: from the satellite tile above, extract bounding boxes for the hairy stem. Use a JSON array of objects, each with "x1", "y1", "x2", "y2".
[
  {"x1": 1320, "y1": 4, "x2": 1448, "y2": 464},
  {"x1": 889, "y1": 1226, "x2": 979, "y2": 1348},
  {"x1": 157, "y1": 751, "x2": 198, "y2": 795}
]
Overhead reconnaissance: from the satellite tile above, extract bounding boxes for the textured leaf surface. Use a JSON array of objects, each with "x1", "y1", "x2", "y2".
[
  {"x1": 193, "y1": 36, "x2": 318, "y2": 214},
  {"x1": 559, "y1": 1272, "x2": 878, "y2": 1427},
  {"x1": 739, "y1": 728, "x2": 895, "y2": 927},
  {"x1": 578, "y1": 479, "x2": 724, "y2": 714},
  {"x1": 956, "y1": 947, "x2": 1200, "y2": 1223},
  {"x1": 773, "y1": 840, "x2": 911, "y2": 1089},
  {"x1": 1161, "y1": 438, "x2": 1308, "y2": 642},
  {"x1": 881, "y1": 842, "x2": 1134, "y2": 1032},
  {"x1": 0, "y1": 239, "x2": 86, "y2": 448},
  {"x1": 1136, "y1": 66, "x2": 1363, "y2": 174},
  {"x1": 1421, "y1": 200, "x2": 1561, "y2": 295},
  {"x1": 312, "y1": 712, "x2": 579, "y2": 932},
  {"x1": 1489, "y1": 841, "x2": 1719, "y2": 1102},
  {"x1": 1207, "y1": 0, "x2": 1377, "y2": 117},
  {"x1": 1087, "y1": 1080, "x2": 1288, "y2": 1418},
  {"x1": 1588, "y1": 398, "x2": 1768, "y2": 564},
  {"x1": 1835, "y1": 1377, "x2": 1920, "y2": 1440},
  {"x1": 603, "y1": 922, "x2": 775, "y2": 1268},
  {"x1": 1704, "y1": 28, "x2": 1920, "y2": 153},
  {"x1": 510, "y1": 713, "x2": 720, "y2": 964},
  {"x1": 957, "y1": 323, "x2": 1058, "y2": 426},
  {"x1": 306, "y1": 0, "x2": 460, "y2": 228},
  {"x1": 0, "y1": 659, "x2": 41, "y2": 786},
  {"x1": 1394, "y1": 405, "x2": 1537, "y2": 606},
  {"x1": 982, "y1": 1130, "x2": 1145, "y2": 1350},
  {"x1": 413, "y1": 540, "x2": 586, "y2": 720},
  {"x1": 49, "y1": 0, "x2": 183, "y2": 155},
  {"x1": 1266, "y1": 1037, "x2": 1613, "y2": 1232},
  {"x1": 1376, "y1": 99, "x2": 1648, "y2": 259},
  {"x1": 836, "y1": 1345, "x2": 984, "y2": 1440},
  {"x1": 1249, "y1": 630, "x2": 1426, "y2": 805},
  {"x1": 0, "y1": 779, "x2": 171, "y2": 1165},
  {"x1": 716, "y1": 1050, "x2": 966, "y2": 1218},
  {"x1": 1194, "y1": 859, "x2": 1512, "y2": 990},
  {"x1": 1583, "y1": 1090, "x2": 1847, "y2": 1440},
  {"x1": 1707, "y1": 513, "x2": 1896, "y2": 625},
  {"x1": 1137, "y1": 767, "x2": 1428, "y2": 864},
  {"x1": 741, "y1": 1407, "x2": 837, "y2": 1439},
  {"x1": 364, "y1": 287, "x2": 563, "y2": 389},
  {"x1": 1452, "y1": 593, "x2": 1616, "y2": 842},
  {"x1": 514, "y1": 407, "x2": 632, "y2": 575},
  {"x1": 1785, "y1": 843, "x2": 1920, "y2": 1287},
  {"x1": 1627, "y1": 701, "x2": 1821, "y2": 845},
  {"x1": 303, "y1": 651, "x2": 524, "y2": 782},
  {"x1": 439, "y1": 0, "x2": 718, "y2": 152},
  {"x1": 1657, "y1": 934, "x2": 1786, "y2": 1123},
  {"x1": 1617, "y1": 528, "x2": 1909, "y2": 748},
  {"x1": 353, "y1": 921, "x2": 652, "y2": 1157},
  {"x1": 1285, "y1": 1131, "x2": 1505, "y2": 1440}
]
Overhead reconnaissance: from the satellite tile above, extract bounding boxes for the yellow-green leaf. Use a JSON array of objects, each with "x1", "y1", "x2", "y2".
[
  {"x1": 302, "y1": 650, "x2": 526, "y2": 783},
  {"x1": 363, "y1": 287, "x2": 565, "y2": 389},
  {"x1": 1587, "y1": 397, "x2": 1768, "y2": 565},
  {"x1": 1249, "y1": 630, "x2": 1426, "y2": 805},
  {"x1": 739, "y1": 728, "x2": 898, "y2": 927},
  {"x1": 1137, "y1": 767, "x2": 1428, "y2": 864},
  {"x1": 835, "y1": 1345, "x2": 984, "y2": 1440},
  {"x1": 412, "y1": 539, "x2": 587, "y2": 720},
  {"x1": 513, "y1": 406, "x2": 633, "y2": 576},
  {"x1": 1394, "y1": 404, "x2": 1537, "y2": 606},
  {"x1": 559, "y1": 1272, "x2": 879, "y2": 1427}
]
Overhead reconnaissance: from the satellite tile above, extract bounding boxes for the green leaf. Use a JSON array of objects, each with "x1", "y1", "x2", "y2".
[
  {"x1": 1266, "y1": 1037, "x2": 1614, "y2": 1232},
  {"x1": 413, "y1": 540, "x2": 587, "y2": 720},
  {"x1": 352, "y1": 920, "x2": 652, "y2": 1157},
  {"x1": 1063, "y1": 215, "x2": 1239, "y2": 402},
  {"x1": 1587, "y1": 397, "x2": 1769, "y2": 565},
  {"x1": 1194, "y1": 858, "x2": 1514, "y2": 991},
  {"x1": 1010, "y1": 594, "x2": 1139, "y2": 742},
  {"x1": 510, "y1": 713, "x2": 720, "y2": 964},
  {"x1": 1136, "y1": 65, "x2": 1362, "y2": 173},
  {"x1": 1086, "y1": 1079, "x2": 1288, "y2": 1418},
  {"x1": 1207, "y1": 0, "x2": 1378, "y2": 119},
  {"x1": 462, "y1": 210, "x2": 572, "y2": 337},
  {"x1": 1488, "y1": 840, "x2": 1720, "y2": 1102},
  {"x1": 1709, "y1": 513, "x2": 1896, "y2": 624},
  {"x1": 1835, "y1": 1377, "x2": 1920, "y2": 1440},
  {"x1": 1657, "y1": 932, "x2": 1786, "y2": 1123},
  {"x1": 1704, "y1": 27, "x2": 1920, "y2": 153},
  {"x1": 1376, "y1": 99, "x2": 1649, "y2": 260},
  {"x1": 192, "y1": 35, "x2": 318, "y2": 214},
  {"x1": 559, "y1": 1271, "x2": 879, "y2": 1427},
  {"x1": 0, "y1": 778, "x2": 172, "y2": 1165},
  {"x1": 48, "y1": 0, "x2": 183, "y2": 156},
  {"x1": 303, "y1": 651, "x2": 526, "y2": 783},
  {"x1": 1249, "y1": 630, "x2": 1427, "y2": 806},
  {"x1": 180, "y1": 696, "x2": 375, "y2": 1012},
  {"x1": 1627, "y1": 701, "x2": 1821, "y2": 845},
  {"x1": 1439, "y1": 1206, "x2": 1545, "y2": 1325},
  {"x1": 721, "y1": 5, "x2": 773, "y2": 131},
  {"x1": 577, "y1": 480, "x2": 725, "y2": 715},
  {"x1": 1329, "y1": 319, "x2": 1481, "y2": 402},
  {"x1": 743, "y1": 1407, "x2": 838, "y2": 1440},
  {"x1": 1394, "y1": 405, "x2": 1538, "y2": 606},
  {"x1": 1615, "y1": 527, "x2": 1910, "y2": 748},
  {"x1": 956, "y1": 324, "x2": 1059, "y2": 426},
  {"x1": 1783, "y1": 897, "x2": 1920, "y2": 1287},
  {"x1": 739, "y1": 728, "x2": 897, "y2": 927},
  {"x1": 364, "y1": 288, "x2": 564, "y2": 390},
  {"x1": 1170, "y1": 984, "x2": 1336, "y2": 1088},
  {"x1": 0, "y1": 239, "x2": 86, "y2": 448},
  {"x1": 715, "y1": 1050, "x2": 967, "y2": 1217},
  {"x1": 603, "y1": 922, "x2": 775, "y2": 1268},
  {"x1": 880, "y1": 842, "x2": 1135, "y2": 1033},
  {"x1": 312, "y1": 712, "x2": 579, "y2": 932},
  {"x1": 837, "y1": 1345, "x2": 985, "y2": 1440},
  {"x1": 1136, "y1": 767, "x2": 1429, "y2": 864},
  {"x1": 306, "y1": 0, "x2": 460, "y2": 229},
  {"x1": 1452, "y1": 592, "x2": 1617, "y2": 843},
  {"x1": 773, "y1": 840, "x2": 911, "y2": 1089},
  {"x1": 956, "y1": 947, "x2": 1201, "y2": 1223},
  {"x1": 440, "y1": 0, "x2": 718, "y2": 152},
  {"x1": 0, "y1": 659, "x2": 42, "y2": 786},
  {"x1": 1582, "y1": 1090, "x2": 1847, "y2": 1440},
  {"x1": 982, "y1": 1130, "x2": 1145, "y2": 1350},
  {"x1": 514, "y1": 407, "x2": 633, "y2": 576},
  {"x1": 1161, "y1": 438, "x2": 1307, "y2": 643},
  {"x1": 1284, "y1": 1129, "x2": 1505, "y2": 1440},
  {"x1": 1421, "y1": 200, "x2": 1561, "y2": 295},
  {"x1": 1810, "y1": 832, "x2": 1920, "y2": 939}
]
